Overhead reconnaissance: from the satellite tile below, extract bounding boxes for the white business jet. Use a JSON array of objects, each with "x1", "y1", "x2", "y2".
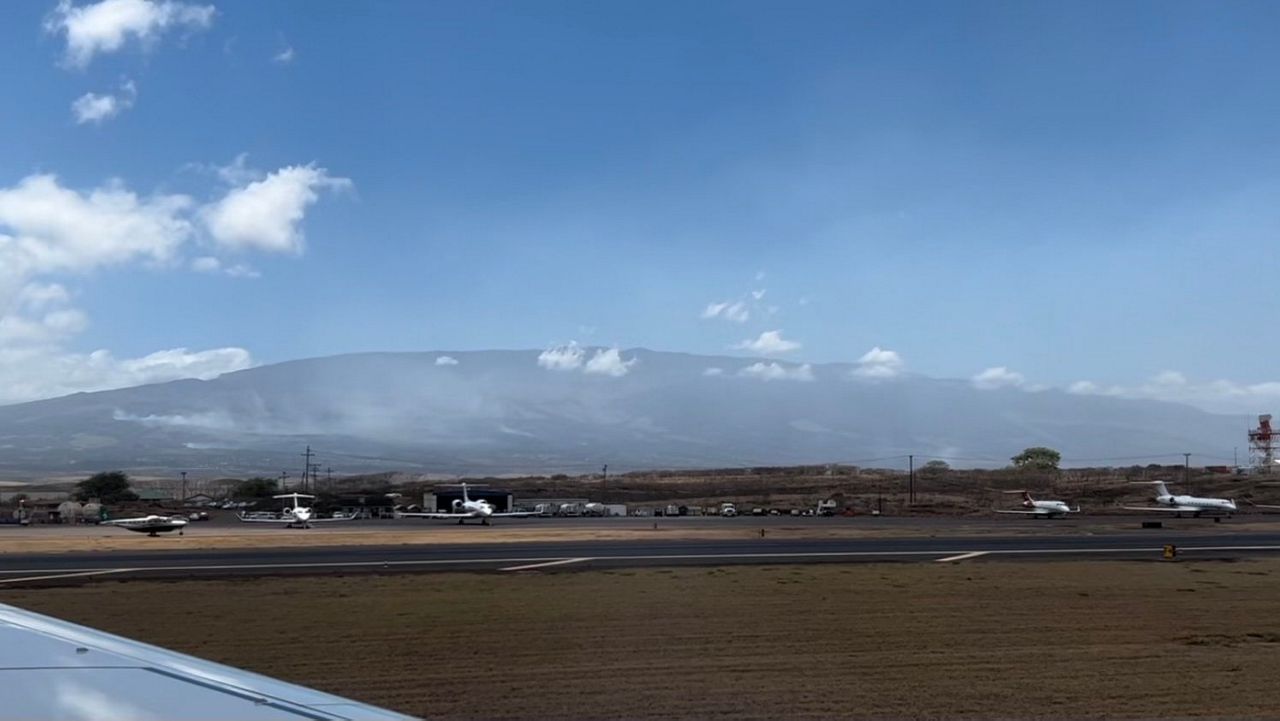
[
  {"x1": 1123, "y1": 481, "x2": 1236, "y2": 517},
  {"x1": 394, "y1": 483, "x2": 536, "y2": 525},
  {"x1": 100, "y1": 514, "x2": 189, "y2": 537},
  {"x1": 994, "y1": 490, "x2": 1079, "y2": 518},
  {"x1": 236, "y1": 493, "x2": 355, "y2": 529}
]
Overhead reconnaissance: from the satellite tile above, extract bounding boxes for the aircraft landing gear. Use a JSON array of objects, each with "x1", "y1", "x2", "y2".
[
  {"x1": 458, "y1": 519, "x2": 464, "y2": 525},
  {"x1": 482, "y1": 518, "x2": 491, "y2": 526},
  {"x1": 179, "y1": 529, "x2": 184, "y2": 536},
  {"x1": 148, "y1": 531, "x2": 158, "y2": 537}
]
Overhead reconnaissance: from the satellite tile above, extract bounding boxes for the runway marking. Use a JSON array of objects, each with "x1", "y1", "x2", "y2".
[
  {"x1": 0, "y1": 568, "x2": 134, "y2": 585},
  {"x1": 2, "y1": 544, "x2": 1280, "y2": 578},
  {"x1": 500, "y1": 557, "x2": 592, "y2": 572},
  {"x1": 935, "y1": 551, "x2": 989, "y2": 563}
]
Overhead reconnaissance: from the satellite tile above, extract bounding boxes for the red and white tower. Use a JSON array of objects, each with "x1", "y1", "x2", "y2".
[{"x1": 1249, "y1": 414, "x2": 1276, "y2": 473}]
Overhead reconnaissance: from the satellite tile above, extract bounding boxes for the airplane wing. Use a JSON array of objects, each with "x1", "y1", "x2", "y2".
[
  {"x1": 0, "y1": 602, "x2": 413, "y2": 720},
  {"x1": 1120, "y1": 506, "x2": 1203, "y2": 513},
  {"x1": 1250, "y1": 503, "x2": 1280, "y2": 510},
  {"x1": 307, "y1": 514, "x2": 359, "y2": 523},
  {"x1": 395, "y1": 511, "x2": 468, "y2": 519},
  {"x1": 236, "y1": 513, "x2": 295, "y2": 524},
  {"x1": 994, "y1": 510, "x2": 1043, "y2": 515},
  {"x1": 490, "y1": 511, "x2": 539, "y2": 518}
]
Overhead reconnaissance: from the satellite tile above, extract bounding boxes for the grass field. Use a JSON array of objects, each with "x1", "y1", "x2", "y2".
[{"x1": 7, "y1": 560, "x2": 1280, "y2": 719}]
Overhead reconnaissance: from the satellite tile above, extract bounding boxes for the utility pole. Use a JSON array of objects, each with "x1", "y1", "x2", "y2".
[
  {"x1": 180, "y1": 471, "x2": 187, "y2": 506},
  {"x1": 602, "y1": 464, "x2": 608, "y2": 500},
  {"x1": 908, "y1": 454, "x2": 915, "y2": 506},
  {"x1": 1183, "y1": 452, "x2": 1191, "y2": 491},
  {"x1": 280, "y1": 471, "x2": 288, "y2": 491},
  {"x1": 301, "y1": 446, "x2": 314, "y2": 493},
  {"x1": 310, "y1": 464, "x2": 322, "y2": 493},
  {"x1": 327, "y1": 466, "x2": 333, "y2": 488}
]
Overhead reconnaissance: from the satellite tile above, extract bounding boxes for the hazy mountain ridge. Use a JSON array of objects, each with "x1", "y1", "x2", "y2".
[{"x1": 0, "y1": 349, "x2": 1247, "y2": 478}]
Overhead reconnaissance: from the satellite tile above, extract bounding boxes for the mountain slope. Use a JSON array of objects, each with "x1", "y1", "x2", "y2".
[{"x1": 0, "y1": 349, "x2": 1247, "y2": 477}]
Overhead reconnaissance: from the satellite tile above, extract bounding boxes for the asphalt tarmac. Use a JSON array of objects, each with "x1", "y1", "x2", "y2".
[{"x1": 4, "y1": 519, "x2": 1280, "y2": 584}]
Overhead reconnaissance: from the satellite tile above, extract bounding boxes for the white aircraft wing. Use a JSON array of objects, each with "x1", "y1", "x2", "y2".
[
  {"x1": 490, "y1": 511, "x2": 539, "y2": 517},
  {"x1": 1120, "y1": 505, "x2": 1203, "y2": 513},
  {"x1": 0, "y1": 602, "x2": 413, "y2": 720},
  {"x1": 994, "y1": 510, "x2": 1044, "y2": 515},
  {"x1": 236, "y1": 513, "x2": 297, "y2": 524},
  {"x1": 395, "y1": 511, "x2": 470, "y2": 519},
  {"x1": 307, "y1": 514, "x2": 359, "y2": 523},
  {"x1": 1249, "y1": 503, "x2": 1280, "y2": 510}
]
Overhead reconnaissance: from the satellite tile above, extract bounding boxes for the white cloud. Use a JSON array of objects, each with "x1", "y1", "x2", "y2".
[
  {"x1": 71, "y1": 79, "x2": 137, "y2": 124},
  {"x1": 1066, "y1": 371, "x2": 1280, "y2": 413},
  {"x1": 751, "y1": 289, "x2": 766, "y2": 300},
  {"x1": 112, "y1": 408, "x2": 236, "y2": 430},
  {"x1": 701, "y1": 300, "x2": 749, "y2": 323},
  {"x1": 273, "y1": 45, "x2": 295, "y2": 64},
  {"x1": 584, "y1": 348, "x2": 636, "y2": 377},
  {"x1": 202, "y1": 164, "x2": 351, "y2": 254},
  {"x1": 739, "y1": 361, "x2": 814, "y2": 382},
  {"x1": 0, "y1": 346, "x2": 251, "y2": 405},
  {"x1": 48, "y1": 0, "x2": 216, "y2": 68},
  {"x1": 703, "y1": 367, "x2": 724, "y2": 376},
  {"x1": 1068, "y1": 380, "x2": 1104, "y2": 395},
  {"x1": 190, "y1": 255, "x2": 220, "y2": 272},
  {"x1": 190, "y1": 256, "x2": 259, "y2": 278},
  {"x1": 0, "y1": 163, "x2": 335, "y2": 403},
  {"x1": 212, "y1": 153, "x2": 260, "y2": 186},
  {"x1": 15, "y1": 282, "x2": 72, "y2": 311},
  {"x1": 1152, "y1": 370, "x2": 1187, "y2": 386},
  {"x1": 0, "y1": 174, "x2": 193, "y2": 279},
  {"x1": 853, "y1": 346, "x2": 904, "y2": 379},
  {"x1": 735, "y1": 329, "x2": 801, "y2": 355},
  {"x1": 537, "y1": 342, "x2": 584, "y2": 371},
  {"x1": 971, "y1": 366, "x2": 1026, "y2": 390},
  {"x1": 435, "y1": 355, "x2": 459, "y2": 366}
]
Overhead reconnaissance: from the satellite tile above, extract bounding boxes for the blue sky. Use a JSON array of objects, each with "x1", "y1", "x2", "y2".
[{"x1": 2, "y1": 0, "x2": 1280, "y2": 411}]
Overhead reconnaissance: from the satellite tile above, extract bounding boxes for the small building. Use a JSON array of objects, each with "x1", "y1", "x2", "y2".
[
  {"x1": 334, "y1": 494, "x2": 397, "y2": 519},
  {"x1": 136, "y1": 489, "x2": 175, "y2": 503},
  {"x1": 426, "y1": 486, "x2": 514, "y2": 513}
]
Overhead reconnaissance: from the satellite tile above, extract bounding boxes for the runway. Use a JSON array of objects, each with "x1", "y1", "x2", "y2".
[{"x1": 5, "y1": 529, "x2": 1280, "y2": 584}]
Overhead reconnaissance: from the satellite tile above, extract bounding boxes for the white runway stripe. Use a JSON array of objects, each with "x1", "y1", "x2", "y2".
[
  {"x1": 500, "y1": 557, "x2": 592, "y2": 572},
  {"x1": 935, "y1": 551, "x2": 990, "y2": 563},
  {"x1": 0, "y1": 568, "x2": 134, "y2": 584}
]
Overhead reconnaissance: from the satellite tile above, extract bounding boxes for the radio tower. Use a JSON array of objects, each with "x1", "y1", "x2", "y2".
[{"x1": 1249, "y1": 414, "x2": 1276, "y2": 473}]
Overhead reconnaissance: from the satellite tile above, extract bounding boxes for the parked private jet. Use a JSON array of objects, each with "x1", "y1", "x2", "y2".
[
  {"x1": 1122, "y1": 481, "x2": 1237, "y2": 517},
  {"x1": 100, "y1": 514, "x2": 189, "y2": 537},
  {"x1": 236, "y1": 493, "x2": 356, "y2": 529},
  {"x1": 394, "y1": 483, "x2": 537, "y2": 525},
  {"x1": 995, "y1": 490, "x2": 1079, "y2": 518}
]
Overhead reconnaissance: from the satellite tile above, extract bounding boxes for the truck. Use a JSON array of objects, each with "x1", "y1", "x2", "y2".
[{"x1": 720, "y1": 502, "x2": 738, "y2": 518}]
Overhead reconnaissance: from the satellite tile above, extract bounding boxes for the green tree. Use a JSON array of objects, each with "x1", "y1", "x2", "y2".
[
  {"x1": 75, "y1": 471, "x2": 138, "y2": 503},
  {"x1": 233, "y1": 477, "x2": 279, "y2": 499},
  {"x1": 1011, "y1": 447, "x2": 1062, "y2": 470},
  {"x1": 921, "y1": 460, "x2": 951, "y2": 476}
]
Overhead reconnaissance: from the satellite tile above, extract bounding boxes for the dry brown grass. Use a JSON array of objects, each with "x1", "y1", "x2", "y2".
[{"x1": 7, "y1": 560, "x2": 1280, "y2": 719}]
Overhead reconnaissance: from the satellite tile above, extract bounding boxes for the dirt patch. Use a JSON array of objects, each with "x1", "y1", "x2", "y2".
[{"x1": 6, "y1": 560, "x2": 1280, "y2": 719}]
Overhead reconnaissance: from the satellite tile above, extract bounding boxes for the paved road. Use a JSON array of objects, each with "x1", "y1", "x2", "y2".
[{"x1": 4, "y1": 530, "x2": 1280, "y2": 584}]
